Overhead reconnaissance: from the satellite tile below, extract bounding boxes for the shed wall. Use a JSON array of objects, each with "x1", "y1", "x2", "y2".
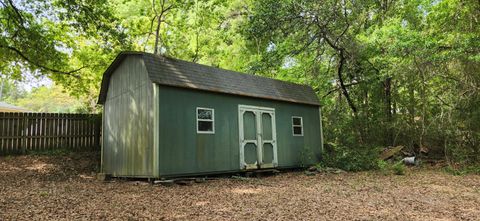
[
  {"x1": 103, "y1": 56, "x2": 154, "y2": 177},
  {"x1": 157, "y1": 85, "x2": 322, "y2": 177}
]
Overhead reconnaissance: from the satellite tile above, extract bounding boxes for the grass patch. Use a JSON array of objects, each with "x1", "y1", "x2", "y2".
[
  {"x1": 39, "y1": 191, "x2": 49, "y2": 197},
  {"x1": 392, "y1": 162, "x2": 406, "y2": 175},
  {"x1": 444, "y1": 165, "x2": 480, "y2": 175},
  {"x1": 378, "y1": 160, "x2": 406, "y2": 175}
]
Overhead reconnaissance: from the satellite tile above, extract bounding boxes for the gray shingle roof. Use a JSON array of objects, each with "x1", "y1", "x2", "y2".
[
  {"x1": 98, "y1": 52, "x2": 320, "y2": 106},
  {"x1": 0, "y1": 102, "x2": 30, "y2": 112}
]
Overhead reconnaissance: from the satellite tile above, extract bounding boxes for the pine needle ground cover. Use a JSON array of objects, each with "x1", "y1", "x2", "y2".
[{"x1": 0, "y1": 153, "x2": 479, "y2": 220}]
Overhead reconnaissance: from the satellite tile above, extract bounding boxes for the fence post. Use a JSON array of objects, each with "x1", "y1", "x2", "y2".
[
  {"x1": 21, "y1": 113, "x2": 27, "y2": 154},
  {"x1": 94, "y1": 114, "x2": 102, "y2": 150}
]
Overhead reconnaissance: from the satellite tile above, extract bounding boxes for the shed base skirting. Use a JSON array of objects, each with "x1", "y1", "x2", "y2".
[{"x1": 104, "y1": 165, "x2": 313, "y2": 180}]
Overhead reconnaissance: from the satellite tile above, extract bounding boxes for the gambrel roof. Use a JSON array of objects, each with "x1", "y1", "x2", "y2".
[{"x1": 98, "y1": 52, "x2": 320, "y2": 106}]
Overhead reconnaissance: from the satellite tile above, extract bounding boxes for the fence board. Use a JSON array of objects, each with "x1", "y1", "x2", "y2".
[
  {"x1": 0, "y1": 112, "x2": 101, "y2": 155},
  {"x1": 0, "y1": 113, "x2": 3, "y2": 153}
]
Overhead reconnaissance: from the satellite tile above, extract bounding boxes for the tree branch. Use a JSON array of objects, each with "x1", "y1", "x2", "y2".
[
  {"x1": 291, "y1": 32, "x2": 319, "y2": 56},
  {"x1": 6, "y1": 0, "x2": 24, "y2": 24},
  {"x1": 313, "y1": 21, "x2": 357, "y2": 113},
  {"x1": 337, "y1": 49, "x2": 357, "y2": 113},
  {"x1": 322, "y1": 80, "x2": 363, "y2": 98},
  {"x1": 144, "y1": 14, "x2": 158, "y2": 51},
  {"x1": 192, "y1": 0, "x2": 200, "y2": 63},
  {"x1": 153, "y1": 0, "x2": 174, "y2": 54},
  {"x1": 2, "y1": 45, "x2": 83, "y2": 78}
]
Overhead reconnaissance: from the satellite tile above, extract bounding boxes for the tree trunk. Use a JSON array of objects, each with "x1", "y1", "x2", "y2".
[
  {"x1": 337, "y1": 50, "x2": 357, "y2": 114},
  {"x1": 0, "y1": 79, "x2": 4, "y2": 100},
  {"x1": 153, "y1": 15, "x2": 162, "y2": 55},
  {"x1": 384, "y1": 77, "x2": 393, "y2": 145}
]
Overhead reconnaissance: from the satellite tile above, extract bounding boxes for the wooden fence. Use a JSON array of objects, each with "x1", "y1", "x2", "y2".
[{"x1": 0, "y1": 112, "x2": 101, "y2": 155}]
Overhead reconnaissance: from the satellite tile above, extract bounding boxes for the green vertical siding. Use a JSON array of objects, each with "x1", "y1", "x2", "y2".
[
  {"x1": 103, "y1": 56, "x2": 154, "y2": 177},
  {"x1": 158, "y1": 85, "x2": 322, "y2": 177}
]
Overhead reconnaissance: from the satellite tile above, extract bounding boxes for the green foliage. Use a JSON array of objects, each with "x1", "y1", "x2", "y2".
[
  {"x1": 1, "y1": 0, "x2": 478, "y2": 168},
  {"x1": 377, "y1": 160, "x2": 406, "y2": 175},
  {"x1": 38, "y1": 191, "x2": 49, "y2": 197},
  {"x1": 377, "y1": 160, "x2": 389, "y2": 171},
  {"x1": 110, "y1": 0, "x2": 253, "y2": 70},
  {"x1": 444, "y1": 165, "x2": 480, "y2": 176},
  {"x1": 392, "y1": 162, "x2": 406, "y2": 175},
  {"x1": 1, "y1": 79, "x2": 91, "y2": 113},
  {"x1": 244, "y1": 0, "x2": 480, "y2": 167},
  {"x1": 12, "y1": 84, "x2": 89, "y2": 113},
  {"x1": 0, "y1": 78, "x2": 25, "y2": 101},
  {"x1": 0, "y1": 0, "x2": 128, "y2": 109},
  {"x1": 321, "y1": 143, "x2": 382, "y2": 172}
]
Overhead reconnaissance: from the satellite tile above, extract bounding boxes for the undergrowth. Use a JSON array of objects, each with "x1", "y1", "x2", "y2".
[
  {"x1": 321, "y1": 142, "x2": 381, "y2": 172},
  {"x1": 444, "y1": 165, "x2": 480, "y2": 176},
  {"x1": 319, "y1": 142, "x2": 408, "y2": 175}
]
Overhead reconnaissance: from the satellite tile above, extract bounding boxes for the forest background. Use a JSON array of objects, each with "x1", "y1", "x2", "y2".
[{"x1": 1, "y1": 0, "x2": 478, "y2": 170}]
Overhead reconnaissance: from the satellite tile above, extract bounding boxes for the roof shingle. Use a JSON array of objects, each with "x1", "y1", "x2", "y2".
[{"x1": 98, "y1": 52, "x2": 320, "y2": 106}]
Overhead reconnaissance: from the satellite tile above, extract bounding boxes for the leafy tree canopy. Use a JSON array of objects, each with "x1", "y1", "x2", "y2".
[{"x1": 0, "y1": 0, "x2": 129, "y2": 100}]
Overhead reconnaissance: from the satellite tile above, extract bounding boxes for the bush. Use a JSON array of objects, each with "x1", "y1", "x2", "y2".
[
  {"x1": 392, "y1": 162, "x2": 406, "y2": 175},
  {"x1": 321, "y1": 143, "x2": 382, "y2": 171},
  {"x1": 376, "y1": 160, "x2": 407, "y2": 175},
  {"x1": 444, "y1": 164, "x2": 480, "y2": 176}
]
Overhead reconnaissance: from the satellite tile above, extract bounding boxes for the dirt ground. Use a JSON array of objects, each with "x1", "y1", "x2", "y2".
[{"x1": 0, "y1": 152, "x2": 479, "y2": 221}]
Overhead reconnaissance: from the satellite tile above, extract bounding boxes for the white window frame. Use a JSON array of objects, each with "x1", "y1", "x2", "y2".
[
  {"x1": 196, "y1": 107, "x2": 215, "y2": 134},
  {"x1": 292, "y1": 116, "x2": 303, "y2": 136}
]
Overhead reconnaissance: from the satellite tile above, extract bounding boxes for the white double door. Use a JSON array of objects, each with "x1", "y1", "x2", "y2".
[{"x1": 238, "y1": 105, "x2": 277, "y2": 170}]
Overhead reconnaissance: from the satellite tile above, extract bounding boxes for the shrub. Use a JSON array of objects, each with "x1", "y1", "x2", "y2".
[
  {"x1": 376, "y1": 160, "x2": 407, "y2": 175},
  {"x1": 392, "y1": 162, "x2": 406, "y2": 175},
  {"x1": 321, "y1": 143, "x2": 382, "y2": 171},
  {"x1": 444, "y1": 164, "x2": 480, "y2": 176}
]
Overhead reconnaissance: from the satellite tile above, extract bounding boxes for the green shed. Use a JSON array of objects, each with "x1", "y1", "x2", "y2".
[{"x1": 98, "y1": 51, "x2": 323, "y2": 178}]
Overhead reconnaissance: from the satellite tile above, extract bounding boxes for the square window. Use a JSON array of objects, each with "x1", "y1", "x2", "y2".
[
  {"x1": 198, "y1": 121, "x2": 213, "y2": 132},
  {"x1": 293, "y1": 126, "x2": 302, "y2": 135},
  {"x1": 293, "y1": 117, "x2": 302, "y2": 126},
  {"x1": 197, "y1": 107, "x2": 214, "y2": 134},
  {"x1": 197, "y1": 109, "x2": 213, "y2": 120},
  {"x1": 292, "y1": 116, "x2": 303, "y2": 136}
]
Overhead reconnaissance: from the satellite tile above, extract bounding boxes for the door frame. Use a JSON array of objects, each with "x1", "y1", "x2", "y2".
[{"x1": 238, "y1": 105, "x2": 277, "y2": 170}]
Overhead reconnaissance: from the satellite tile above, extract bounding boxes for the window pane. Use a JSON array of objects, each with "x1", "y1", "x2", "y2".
[
  {"x1": 198, "y1": 121, "x2": 213, "y2": 132},
  {"x1": 293, "y1": 126, "x2": 302, "y2": 135},
  {"x1": 243, "y1": 111, "x2": 256, "y2": 140},
  {"x1": 262, "y1": 113, "x2": 272, "y2": 140},
  {"x1": 198, "y1": 109, "x2": 213, "y2": 120},
  {"x1": 292, "y1": 117, "x2": 301, "y2": 126}
]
